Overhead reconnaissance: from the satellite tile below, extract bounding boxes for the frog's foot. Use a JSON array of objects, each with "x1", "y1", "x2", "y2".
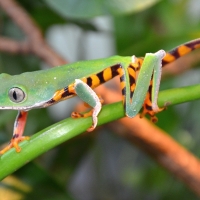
[
  {"x1": 72, "y1": 109, "x2": 96, "y2": 132},
  {"x1": 0, "y1": 135, "x2": 30, "y2": 155},
  {"x1": 71, "y1": 108, "x2": 99, "y2": 132},
  {"x1": 140, "y1": 105, "x2": 165, "y2": 123},
  {"x1": 71, "y1": 92, "x2": 103, "y2": 132},
  {"x1": 71, "y1": 109, "x2": 93, "y2": 119}
]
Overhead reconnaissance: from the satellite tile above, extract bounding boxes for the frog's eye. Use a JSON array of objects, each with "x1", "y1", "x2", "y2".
[{"x1": 9, "y1": 87, "x2": 25, "y2": 103}]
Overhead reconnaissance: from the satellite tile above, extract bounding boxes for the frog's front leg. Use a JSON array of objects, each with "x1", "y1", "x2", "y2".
[
  {"x1": 0, "y1": 111, "x2": 30, "y2": 154},
  {"x1": 71, "y1": 79, "x2": 102, "y2": 132}
]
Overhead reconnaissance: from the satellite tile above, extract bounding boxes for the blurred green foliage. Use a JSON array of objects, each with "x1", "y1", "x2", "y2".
[{"x1": 0, "y1": 0, "x2": 200, "y2": 199}]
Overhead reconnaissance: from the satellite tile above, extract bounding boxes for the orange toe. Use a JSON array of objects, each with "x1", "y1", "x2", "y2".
[{"x1": 0, "y1": 136, "x2": 30, "y2": 155}]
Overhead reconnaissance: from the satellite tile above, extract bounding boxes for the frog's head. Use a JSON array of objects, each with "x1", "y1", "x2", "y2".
[{"x1": 0, "y1": 72, "x2": 54, "y2": 111}]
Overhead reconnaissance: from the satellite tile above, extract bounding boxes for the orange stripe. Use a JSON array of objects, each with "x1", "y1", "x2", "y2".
[
  {"x1": 128, "y1": 67, "x2": 135, "y2": 78},
  {"x1": 103, "y1": 67, "x2": 112, "y2": 81},
  {"x1": 68, "y1": 83, "x2": 75, "y2": 93},
  {"x1": 195, "y1": 43, "x2": 200, "y2": 49},
  {"x1": 137, "y1": 58, "x2": 143, "y2": 67},
  {"x1": 81, "y1": 77, "x2": 87, "y2": 83},
  {"x1": 177, "y1": 45, "x2": 192, "y2": 56},
  {"x1": 52, "y1": 89, "x2": 65, "y2": 101},
  {"x1": 90, "y1": 74, "x2": 100, "y2": 87},
  {"x1": 120, "y1": 81, "x2": 126, "y2": 90},
  {"x1": 163, "y1": 53, "x2": 176, "y2": 63},
  {"x1": 130, "y1": 84, "x2": 136, "y2": 93}
]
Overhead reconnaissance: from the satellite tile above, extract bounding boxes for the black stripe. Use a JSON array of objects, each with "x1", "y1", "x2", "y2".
[
  {"x1": 130, "y1": 91, "x2": 134, "y2": 98},
  {"x1": 184, "y1": 40, "x2": 198, "y2": 49},
  {"x1": 96, "y1": 71, "x2": 105, "y2": 84},
  {"x1": 86, "y1": 77, "x2": 93, "y2": 87},
  {"x1": 46, "y1": 87, "x2": 74, "y2": 106},
  {"x1": 129, "y1": 65, "x2": 137, "y2": 71},
  {"x1": 148, "y1": 84, "x2": 152, "y2": 101},
  {"x1": 61, "y1": 87, "x2": 74, "y2": 98},
  {"x1": 136, "y1": 66, "x2": 141, "y2": 71},
  {"x1": 129, "y1": 75, "x2": 135, "y2": 86},
  {"x1": 123, "y1": 101, "x2": 126, "y2": 110},
  {"x1": 111, "y1": 64, "x2": 121, "y2": 77},
  {"x1": 162, "y1": 41, "x2": 197, "y2": 66},
  {"x1": 145, "y1": 104, "x2": 152, "y2": 111},
  {"x1": 122, "y1": 87, "x2": 126, "y2": 96},
  {"x1": 120, "y1": 75, "x2": 124, "y2": 82},
  {"x1": 162, "y1": 60, "x2": 169, "y2": 66}
]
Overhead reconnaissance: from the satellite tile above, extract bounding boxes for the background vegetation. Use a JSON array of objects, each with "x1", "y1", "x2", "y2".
[{"x1": 0, "y1": 0, "x2": 200, "y2": 199}]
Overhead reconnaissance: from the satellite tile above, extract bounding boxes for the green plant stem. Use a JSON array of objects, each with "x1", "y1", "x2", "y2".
[{"x1": 0, "y1": 83, "x2": 200, "y2": 180}]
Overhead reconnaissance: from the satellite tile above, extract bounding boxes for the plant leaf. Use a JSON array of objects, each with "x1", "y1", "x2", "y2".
[{"x1": 44, "y1": 0, "x2": 161, "y2": 19}]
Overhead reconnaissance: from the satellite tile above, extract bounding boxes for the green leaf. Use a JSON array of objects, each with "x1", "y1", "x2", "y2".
[{"x1": 44, "y1": 0, "x2": 161, "y2": 19}]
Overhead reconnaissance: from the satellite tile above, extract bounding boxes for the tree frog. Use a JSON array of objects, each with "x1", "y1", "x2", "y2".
[{"x1": 0, "y1": 38, "x2": 200, "y2": 154}]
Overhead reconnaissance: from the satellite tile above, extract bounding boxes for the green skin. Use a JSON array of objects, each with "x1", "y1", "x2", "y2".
[
  {"x1": 0, "y1": 56, "x2": 129, "y2": 111},
  {"x1": 0, "y1": 50, "x2": 165, "y2": 117}
]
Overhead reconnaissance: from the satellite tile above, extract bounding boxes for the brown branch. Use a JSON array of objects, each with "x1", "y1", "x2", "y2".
[
  {"x1": 0, "y1": 37, "x2": 30, "y2": 53},
  {"x1": 95, "y1": 84, "x2": 200, "y2": 197},
  {"x1": 0, "y1": 0, "x2": 66, "y2": 66}
]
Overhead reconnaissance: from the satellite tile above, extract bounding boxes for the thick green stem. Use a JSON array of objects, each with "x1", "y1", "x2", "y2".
[{"x1": 0, "y1": 83, "x2": 200, "y2": 180}]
